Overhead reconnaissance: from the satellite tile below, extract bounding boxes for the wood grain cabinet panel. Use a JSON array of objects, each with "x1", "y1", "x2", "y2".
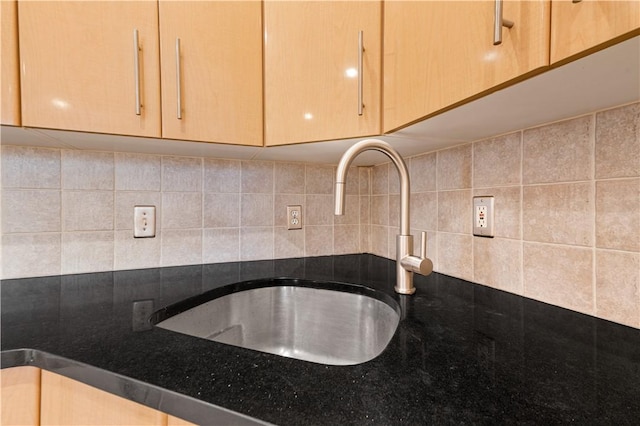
[
  {"x1": 1, "y1": 0, "x2": 20, "y2": 126},
  {"x1": 264, "y1": 0, "x2": 382, "y2": 146},
  {"x1": 159, "y1": 1, "x2": 263, "y2": 146},
  {"x1": 1, "y1": 366, "x2": 41, "y2": 426},
  {"x1": 550, "y1": 0, "x2": 640, "y2": 64},
  {"x1": 18, "y1": 1, "x2": 161, "y2": 137},
  {"x1": 40, "y1": 370, "x2": 166, "y2": 426},
  {"x1": 383, "y1": 0, "x2": 551, "y2": 133},
  {"x1": 168, "y1": 414, "x2": 197, "y2": 426}
]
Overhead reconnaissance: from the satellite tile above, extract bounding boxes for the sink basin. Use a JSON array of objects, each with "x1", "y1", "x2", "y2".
[{"x1": 153, "y1": 279, "x2": 400, "y2": 366}]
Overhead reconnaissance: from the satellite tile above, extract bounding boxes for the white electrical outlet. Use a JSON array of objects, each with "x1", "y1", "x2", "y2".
[
  {"x1": 473, "y1": 196, "x2": 494, "y2": 237},
  {"x1": 287, "y1": 205, "x2": 302, "y2": 230},
  {"x1": 476, "y1": 205, "x2": 488, "y2": 228},
  {"x1": 134, "y1": 205, "x2": 156, "y2": 238}
]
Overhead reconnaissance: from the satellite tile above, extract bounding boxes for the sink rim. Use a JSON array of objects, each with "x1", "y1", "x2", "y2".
[{"x1": 151, "y1": 277, "x2": 401, "y2": 327}]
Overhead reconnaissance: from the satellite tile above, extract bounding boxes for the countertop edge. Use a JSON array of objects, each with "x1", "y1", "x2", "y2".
[{"x1": 1, "y1": 349, "x2": 272, "y2": 426}]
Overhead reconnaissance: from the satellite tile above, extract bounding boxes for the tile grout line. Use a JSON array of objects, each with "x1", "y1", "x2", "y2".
[
  {"x1": 590, "y1": 112, "x2": 598, "y2": 317},
  {"x1": 470, "y1": 139, "x2": 475, "y2": 284},
  {"x1": 519, "y1": 130, "x2": 525, "y2": 297}
]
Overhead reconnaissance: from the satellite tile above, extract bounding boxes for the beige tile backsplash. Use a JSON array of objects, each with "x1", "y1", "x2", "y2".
[
  {"x1": 523, "y1": 242, "x2": 594, "y2": 315},
  {"x1": 595, "y1": 178, "x2": 640, "y2": 252},
  {"x1": 437, "y1": 144, "x2": 472, "y2": 190},
  {"x1": 2, "y1": 101, "x2": 639, "y2": 328},
  {"x1": 62, "y1": 150, "x2": 114, "y2": 190},
  {"x1": 437, "y1": 190, "x2": 472, "y2": 234},
  {"x1": 595, "y1": 103, "x2": 640, "y2": 179},
  {"x1": 523, "y1": 115, "x2": 593, "y2": 184},
  {"x1": 473, "y1": 237, "x2": 522, "y2": 295},
  {"x1": 2, "y1": 145, "x2": 60, "y2": 189},
  {"x1": 522, "y1": 182, "x2": 594, "y2": 246},
  {"x1": 473, "y1": 132, "x2": 521, "y2": 188},
  {"x1": 114, "y1": 153, "x2": 161, "y2": 191},
  {"x1": 204, "y1": 158, "x2": 240, "y2": 193},
  {"x1": 409, "y1": 152, "x2": 437, "y2": 193},
  {"x1": 241, "y1": 193, "x2": 274, "y2": 227},
  {"x1": 275, "y1": 163, "x2": 305, "y2": 194},
  {"x1": 354, "y1": 101, "x2": 639, "y2": 328},
  {"x1": 1, "y1": 150, "x2": 368, "y2": 278},
  {"x1": 595, "y1": 249, "x2": 640, "y2": 326},
  {"x1": 162, "y1": 157, "x2": 202, "y2": 192},
  {"x1": 62, "y1": 231, "x2": 113, "y2": 275},
  {"x1": 3, "y1": 190, "x2": 60, "y2": 233},
  {"x1": 202, "y1": 228, "x2": 239, "y2": 263}
]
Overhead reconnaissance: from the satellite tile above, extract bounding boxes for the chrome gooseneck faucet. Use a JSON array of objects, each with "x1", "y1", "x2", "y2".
[{"x1": 335, "y1": 139, "x2": 433, "y2": 294}]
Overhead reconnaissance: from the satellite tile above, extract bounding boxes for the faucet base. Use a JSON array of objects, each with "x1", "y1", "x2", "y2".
[
  {"x1": 395, "y1": 234, "x2": 433, "y2": 295},
  {"x1": 395, "y1": 235, "x2": 415, "y2": 294},
  {"x1": 394, "y1": 285, "x2": 416, "y2": 295}
]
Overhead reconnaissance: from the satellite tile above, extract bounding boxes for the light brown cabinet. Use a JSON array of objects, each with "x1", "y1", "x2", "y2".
[
  {"x1": 158, "y1": 1, "x2": 262, "y2": 146},
  {"x1": 18, "y1": 1, "x2": 162, "y2": 137},
  {"x1": 550, "y1": 0, "x2": 640, "y2": 64},
  {"x1": 168, "y1": 415, "x2": 197, "y2": 426},
  {"x1": 383, "y1": 0, "x2": 551, "y2": 133},
  {"x1": 40, "y1": 370, "x2": 166, "y2": 425},
  {"x1": 264, "y1": 0, "x2": 382, "y2": 146},
  {"x1": 18, "y1": 1, "x2": 262, "y2": 146},
  {"x1": 1, "y1": 0, "x2": 20, "y2": 126},
  {"x1": 1, "y1": 367, "x2": 197, "y2": 426},
  {"x1": 12, "y1": 1, "x2": 639, "y2": 149},
  {"x1": 1, "y1": 366, "x2": 40, "y2": 426}
]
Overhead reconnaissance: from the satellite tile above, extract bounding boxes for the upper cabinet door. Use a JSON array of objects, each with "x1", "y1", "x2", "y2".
[
  {"x1": 159, "y1": 1, "x2": 263, "y2": 146},
  {"x1": 550, "y1": 0, "x2": 640, "y2": 64},
  {"x1": 264, "y1": 1, "x2": 381, "y2": 146},
  {"x1": 19, "y1": 1, "x2": 161, "y2": 137},
  {"x1": 384, "y1": 0, "x2": 550, "y2": 133},
  {"x1": 1, "y1": 0, "x2": 20, "y2": 126}
]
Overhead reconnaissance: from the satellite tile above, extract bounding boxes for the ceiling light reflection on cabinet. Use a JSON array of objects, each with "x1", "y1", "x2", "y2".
[
  {"x1": 345, "y1": 67, "x2": 358, "y2": 78},
  {"x1": 51, "y1": 98, "x2": 69, "y2": 110},
  {"x1": 483, "y1": 51, "x2": 498, "y2": 62}
]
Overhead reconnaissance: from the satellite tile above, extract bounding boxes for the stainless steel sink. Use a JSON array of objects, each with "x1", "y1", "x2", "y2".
[{"x1": 154, "y1": 279, "x2": 400, "y2": 366}]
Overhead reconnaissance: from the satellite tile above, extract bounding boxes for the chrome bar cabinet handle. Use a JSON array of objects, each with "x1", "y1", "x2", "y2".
[
  {"x1": 133, "y1": 29, "x2": 141, "y2": 115},
  {"x1": 176, "y1": 38, "x2": 182, "y2": 120},
  {"x1": 358, "y1": 30, "x2": 364, "y2": 116},
  {"x1": 493, "y1": 0, "x2": 514, "y2": 46}
]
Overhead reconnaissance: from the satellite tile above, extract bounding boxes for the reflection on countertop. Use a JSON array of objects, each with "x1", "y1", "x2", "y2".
[{"x1": 2, "y1": 254, "x2": 639, "y2": 425}]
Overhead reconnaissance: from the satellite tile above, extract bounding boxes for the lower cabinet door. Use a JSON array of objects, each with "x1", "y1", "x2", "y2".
[
  {"x1": 168, "y1": 415, "x2": 197, "y2": 426},
  {"x1": 1, "y1": 366, "x2": 41, "y2": 426},
  {"x1": 40, "y1": 370, "x2": 166, "y2": 426}
]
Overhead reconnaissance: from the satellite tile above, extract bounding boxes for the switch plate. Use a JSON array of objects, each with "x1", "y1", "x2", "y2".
[
  {"x1": 132, "y1": 300, "x2": 154, "y2": 332},
  {"x1": 134, "y1": 205, "x2": 156, "y2": 238},
  {"x1": 287, "y1": 205, "x2": 302, "y2": 230},
  {"x1": 473, "y1": 196, "x2": 494, "y2": 237}
]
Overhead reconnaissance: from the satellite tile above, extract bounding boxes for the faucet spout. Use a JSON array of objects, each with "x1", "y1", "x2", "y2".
[
  {"x1": 335, "y1": 139, "x2": 432, "y2": 295},
  {"x1": 336, "y1": 139, "x2": 410, "y2": 235}
]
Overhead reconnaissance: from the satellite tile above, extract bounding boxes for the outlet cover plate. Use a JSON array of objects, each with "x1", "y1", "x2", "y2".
[
  {"x1": 287, "y1": 205, "x2": 302, "y2": 230},
  {"x1": 134, "y1": 205, "x2": 156, "y2": 238},
  {"x1": 473, "y1": 196, "x2": 494, "y2": 238},
  {"x1": 132, "y1": 300, "x2": 154, "y2": 332}
]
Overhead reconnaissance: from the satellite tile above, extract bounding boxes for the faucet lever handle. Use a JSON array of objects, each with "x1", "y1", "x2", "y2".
[{"x1": 420, "y1": 231, "x2": 427, "y2": 259}]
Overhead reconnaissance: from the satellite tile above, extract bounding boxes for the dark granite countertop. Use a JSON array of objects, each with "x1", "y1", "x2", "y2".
[{"x1": 1, "y1": 254, "x2": 639, "y2": 425}]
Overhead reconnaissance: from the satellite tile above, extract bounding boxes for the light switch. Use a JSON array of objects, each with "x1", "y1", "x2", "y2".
[
  {"x1": 132, "y1": 300, "x2": 154, "y2": 332},
  {"x1": 134, "y1": 205, "x2": 156, "y2": 238}
]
